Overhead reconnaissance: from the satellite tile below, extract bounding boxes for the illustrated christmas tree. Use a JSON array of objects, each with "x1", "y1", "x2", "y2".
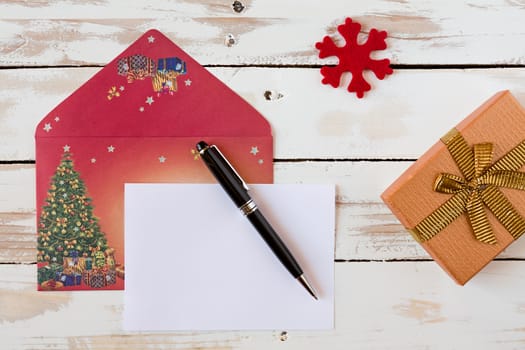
[{"x1": 37, "y1": 151, "x2": 109, "y2": 265}]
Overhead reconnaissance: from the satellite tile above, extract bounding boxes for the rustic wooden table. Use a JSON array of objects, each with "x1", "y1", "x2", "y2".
[{"x1": 2, "y1": 1, "x2": 525, "y2": 349}]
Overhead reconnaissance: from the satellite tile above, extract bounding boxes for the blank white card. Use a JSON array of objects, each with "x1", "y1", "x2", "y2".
[{"x1": 124, "y1": 184, "x2": 334, "y2": 330}]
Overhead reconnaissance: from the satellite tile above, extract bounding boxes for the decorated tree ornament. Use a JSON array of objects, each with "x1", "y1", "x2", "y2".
[
  {"x1": 315, "y1": 17, "x2": 393, "y2": 98},
  {"x1": 37, "y1": 152, "x2": 110, "y2": 265},
  {"x1": 94, "y1": 250, "x2": 106, "y2": 267}
]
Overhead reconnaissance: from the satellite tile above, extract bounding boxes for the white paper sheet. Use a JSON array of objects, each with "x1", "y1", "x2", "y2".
[{"x1": 123, "y1": 184, "x2": 334, "y2": 331}]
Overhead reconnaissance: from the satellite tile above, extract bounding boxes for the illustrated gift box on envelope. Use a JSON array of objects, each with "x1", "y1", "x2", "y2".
[
  {"x1": 382, "y1": 91, "x2": 525, "y2": 285},
  {"x1": 35, "y1": 30, "x2": 273, "y2": 291}
]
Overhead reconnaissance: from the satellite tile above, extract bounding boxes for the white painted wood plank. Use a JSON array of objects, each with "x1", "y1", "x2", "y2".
[
  {"x1": 1, "y1": 262, "x2": 525, "y2": 349},
  {"x1": 4, "y1": 162, "x2": 525, "y2": 263},
  {"x1": 0, "y1": 0, "x2": 521, "y2": 21},
  {"x1": 0, "y1": 68, "x2": 97, "y2": 160},
  {"x1": 2, "y1": 67, "x2": 525, "y2": 161},
  {"x1": 220, "y1": 68, "x2": 525, "y2": 159},
  {"x1": 0, "y1": 164, "x2": 35, "y2": 263},
  {"x1": 0, "y1": 0, "x2": 524, "y2": 66}
]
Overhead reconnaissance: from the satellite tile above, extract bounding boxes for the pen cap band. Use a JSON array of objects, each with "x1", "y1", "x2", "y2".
[{"x1": 240, "y1": 199, "x2": 257, "y2": 216}]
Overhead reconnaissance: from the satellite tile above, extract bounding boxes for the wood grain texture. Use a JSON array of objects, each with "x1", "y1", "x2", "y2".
[
  {"x1": 0, "y1": 0, "x2": 524, "y2": 66},
  {"x1": 2, "y1": 262, "x2": 525, "y2": 349},
  {"x1": 2, "y1": 1, "x2": 525, "y2": 348},
  {"x1": 3, "y1": 67, "x2": 525, "y2": 161}
]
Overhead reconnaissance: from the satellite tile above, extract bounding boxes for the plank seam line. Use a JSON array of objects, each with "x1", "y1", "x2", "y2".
[
  {"x1": 1, "y1": 64, "x2": 525, "y2": 70},
  {"x1": 0, "y1": 262, "x2": 36, "y2": 265},
  {"x1": 334, "y1": 258, "x2": 525, "y2": 262},
  {"x1": 274, "y1": 158, "x2": 416, "y2": 163},
  {"x1": 0, "y1": 160, "x2": 35, "y2": 164},
  {"x1": 0, "y1": 159, "x2": 416, "y2": 165},
  {"x1": 2, "y1": 259, "x2": 524, "y2": 265}
]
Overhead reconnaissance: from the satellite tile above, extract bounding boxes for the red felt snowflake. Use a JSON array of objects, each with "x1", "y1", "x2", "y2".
[{"x1": 315, "y1": 18, "x2": 393, "y2": 98}]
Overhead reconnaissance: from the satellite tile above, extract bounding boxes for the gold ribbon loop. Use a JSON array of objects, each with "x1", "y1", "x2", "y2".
[
  {"x1": 440, "y1": 128, "x2": 476, "y2": 181},
  {"x1": 410, "y1": 128, "x2": 525, "y2": 245},
  {"x1": 473, "y1": 143, "x2": 493, "y2": 177},
  {"x1": 481, "y1": 171, "x2": 525, "y2": 189},
  {"x1": 433, "y1": 173, "x2": 465, "y2": 193}
]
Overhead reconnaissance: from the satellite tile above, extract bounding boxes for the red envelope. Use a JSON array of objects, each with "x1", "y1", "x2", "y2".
[{"x1": 35, "y1": 30, "x2": 273, "y2": 291}]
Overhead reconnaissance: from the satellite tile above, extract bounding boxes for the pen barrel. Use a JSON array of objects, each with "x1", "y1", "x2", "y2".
[
  {"x1": 199, "y1": 146, "x2": 251, "y2": 207},
  {"x1": 246, "y1": 209, "x2": 303, "y2": 278},
  {"x1": 197, "y1": 142, "x2": 304, "y2": 280}
]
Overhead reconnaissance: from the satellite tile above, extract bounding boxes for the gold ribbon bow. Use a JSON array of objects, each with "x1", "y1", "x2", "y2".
[{"x1": 409, "y1": 128, "x2": 525, "y2": 244}]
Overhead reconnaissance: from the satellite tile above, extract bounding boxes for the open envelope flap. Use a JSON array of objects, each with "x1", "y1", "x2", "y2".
[
  {"x1": 35, "y1": 29, "x2": 271, "y2": 137},
  {"x1": 34, "y1": 30, "x2": 273, "y2": 291}
]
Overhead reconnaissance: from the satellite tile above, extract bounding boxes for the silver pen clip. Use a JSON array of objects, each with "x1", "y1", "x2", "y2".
[{"x1": 210, "y1": 145, "x2": 249, "y2": 191}]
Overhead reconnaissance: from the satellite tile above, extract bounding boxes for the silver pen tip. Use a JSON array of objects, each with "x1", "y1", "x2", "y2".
[{"x1": 297, "y1": 274, "x2": 318, "y2": 300}]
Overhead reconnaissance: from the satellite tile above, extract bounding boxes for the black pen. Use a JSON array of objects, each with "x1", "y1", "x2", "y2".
[{"x1": 196, "y1": 141, "x2": 318, "y2": 300}]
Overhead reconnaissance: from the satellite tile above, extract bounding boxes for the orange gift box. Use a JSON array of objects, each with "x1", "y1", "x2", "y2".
[{"x1": 382, "y1": 91, "x2": 525, "y2": 285}]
